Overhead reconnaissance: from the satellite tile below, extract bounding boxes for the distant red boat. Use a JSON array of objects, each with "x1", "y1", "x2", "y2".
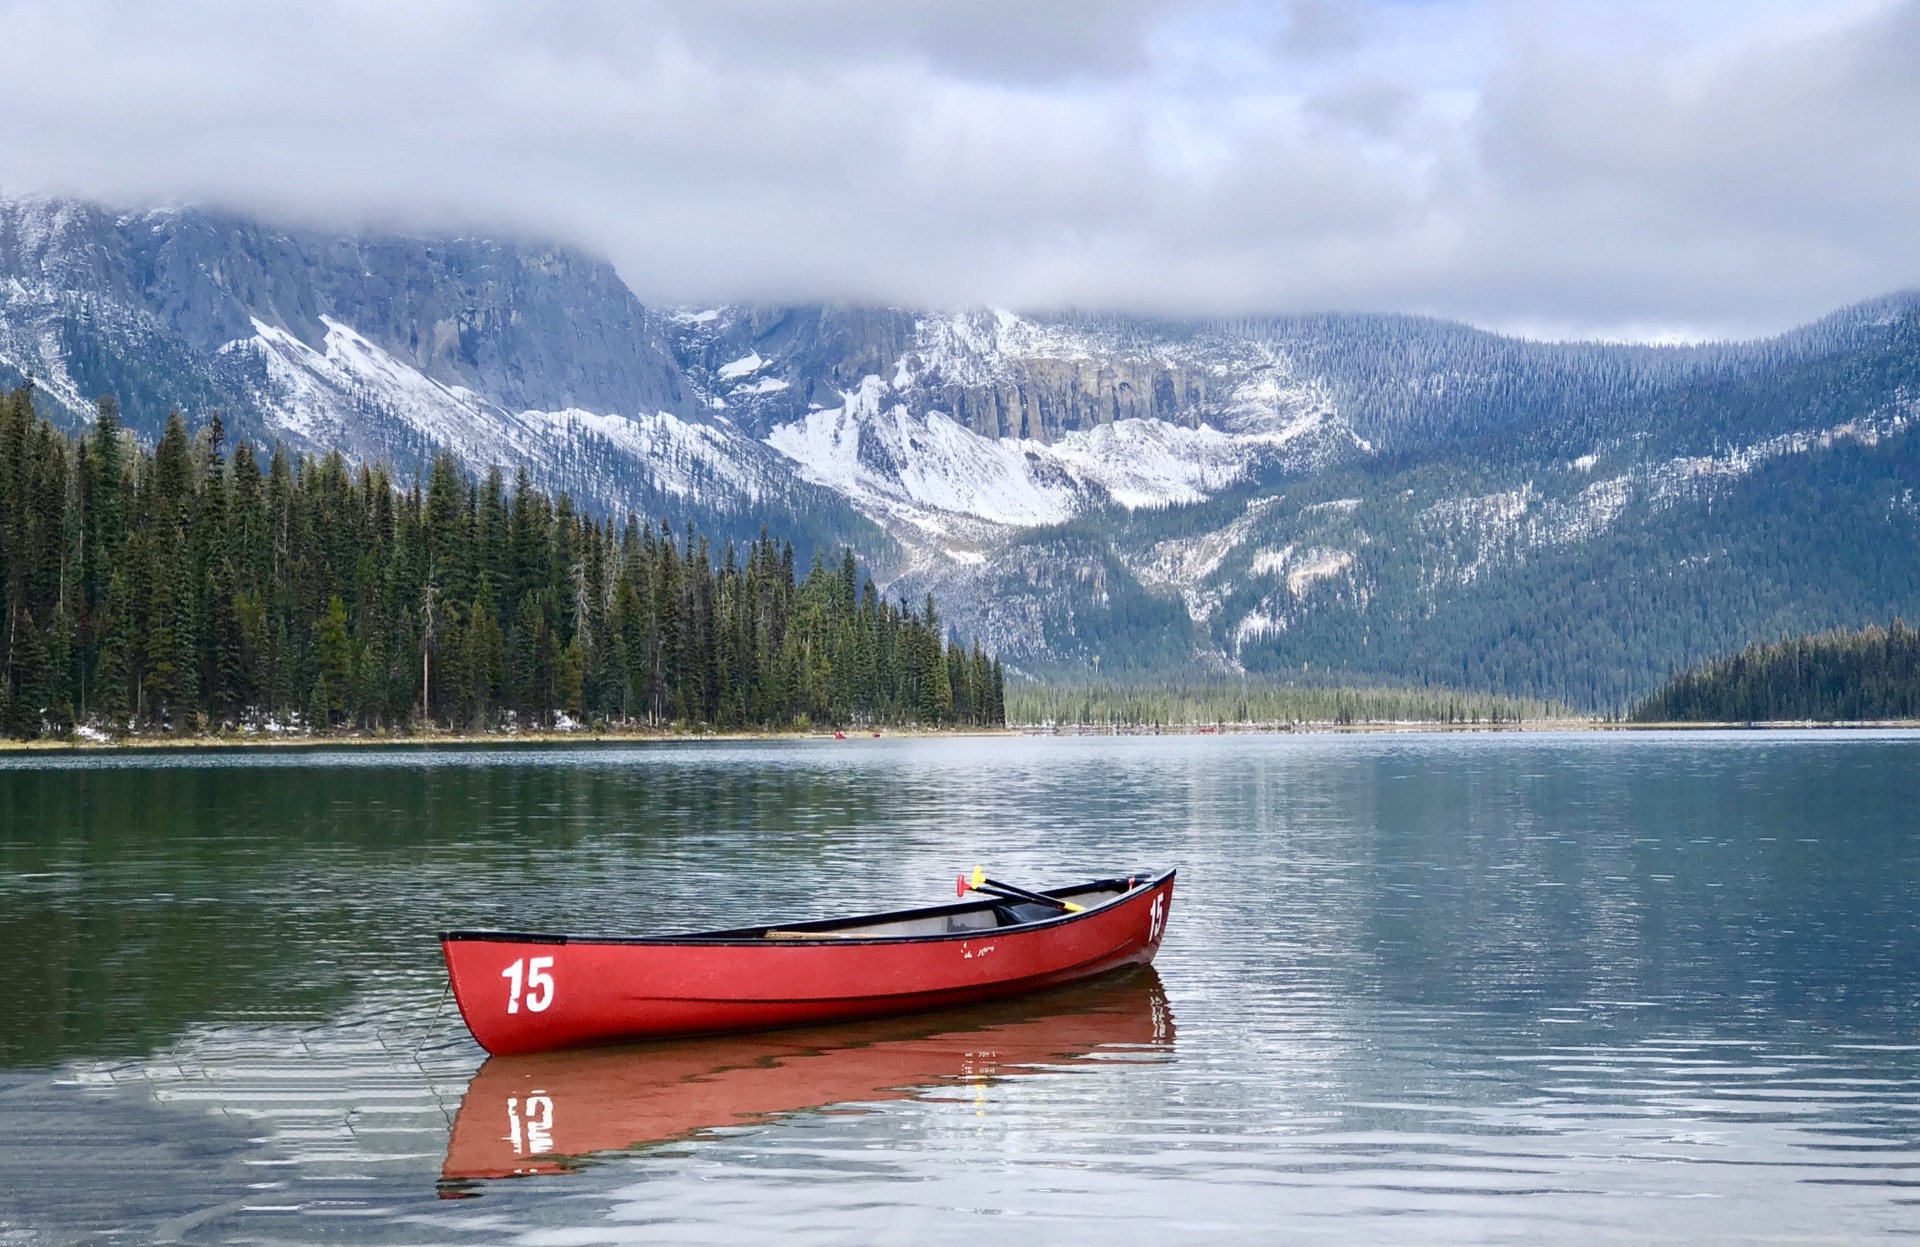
[{"x1": 442, "y1": 869, "x2": 1175, "y2": 1056}]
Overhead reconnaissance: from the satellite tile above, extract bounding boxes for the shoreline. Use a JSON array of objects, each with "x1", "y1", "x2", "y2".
[
  {"x1": 3, "y1": 718, "x2": 1917, "y2": 754},
  {"x1": 0, "y1": 725, "x2": 1014, "y2": 754},
  {"x1": 1018, "y1": 719, "x2": 1920, "y2": 736}
]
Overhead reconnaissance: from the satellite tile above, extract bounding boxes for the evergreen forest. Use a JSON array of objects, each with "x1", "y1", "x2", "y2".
[
  {"x1": 1632, "y1": 623, "x2": 1920, "y2": 722},
  {"x1": 0, "y1": 387, "x2": 1005, "y2": 740}
]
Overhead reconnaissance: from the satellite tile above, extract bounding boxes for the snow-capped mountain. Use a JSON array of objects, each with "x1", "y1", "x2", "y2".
[
  {"x1": 654, "y1": 297, "x2": 1920, "y2": 706},
  {"x1": 0, "y1": 196, "x2": 879, "y2": 555},
  {"x1": 663, "y1": 304, "x2": 1372, "y2": 588},
  {"x1": 225, "y1": 313, "x2": 801, "y2": 523},
  {"x1": 750, "y1": 312, "x2": 1365, "y2": 546},
  {"x1": 3, "y1": 194, "x2": 1916, "y2": 708}
]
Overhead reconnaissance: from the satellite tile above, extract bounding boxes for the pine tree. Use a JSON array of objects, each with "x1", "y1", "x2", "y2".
[
  {"x1": 11, "y1": 609, "x2": 48, "y2": 737},
  {"x1": 44, "y1": 601, "x2": 75, "y2": 736},
  {"x1": 311, "y1": 594, "x2": 351, "y2": 727},
  {"x1": 509, "y1": 591, "x2": 542, "y2": 725},
  {"x1": 464, "y1": 585, "x2": 505, "y2": 728},
  {"x1": 93, "y1": 565, "x2": 133, "y2": 728}
]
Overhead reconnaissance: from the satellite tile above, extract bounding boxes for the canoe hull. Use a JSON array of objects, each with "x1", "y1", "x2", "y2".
[{"x1": 443, "y1": 871, "x2": 1174, "y2": 1055}]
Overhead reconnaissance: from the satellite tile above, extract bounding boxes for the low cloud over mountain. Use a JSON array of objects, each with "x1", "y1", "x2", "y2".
[{"x1": 0, "y1": 1, "x2": 1914, "y2": 338}]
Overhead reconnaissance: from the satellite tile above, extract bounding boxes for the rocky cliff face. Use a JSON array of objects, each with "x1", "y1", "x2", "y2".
[
  {"x1": 669, "y1": 305, "x2": 1312, "y2": 444},
  {"x1": 0, "y1": 198, "x2": 691, "y2": 433},
  {"x1": 0, "y1": 197, "x2": 886, "y2": 560}
]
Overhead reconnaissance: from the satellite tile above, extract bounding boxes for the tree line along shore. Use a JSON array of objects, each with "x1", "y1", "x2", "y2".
[
  {"x1": 1630, "y1": 622, "x2": 1920, "y2": 724},
  {"x1": 0, "y1": 389, "x2": 1004, "y2": 740},
  {"x1": 1007, "y1": 627, "x2": 1920, "y2": 729},
  {"x1": 1005, "y1": 681, "x2": 1569, "y2": 729},
  {"x1": 4, "y1": 385, "x2": 1910, "y2": 745}
]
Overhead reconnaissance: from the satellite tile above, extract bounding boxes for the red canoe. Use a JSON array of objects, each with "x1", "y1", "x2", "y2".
[
  {"x1": 442, "y1": 869, "x2": 1175, "y2": 1055},
  {"x1": 442, "y1": 969, "x2": 1172, "y2": 1182}
]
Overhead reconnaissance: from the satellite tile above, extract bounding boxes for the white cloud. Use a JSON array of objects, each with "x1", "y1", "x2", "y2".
[{"x1": 0, "y1": 0, "x2": 1911, "y2": 337}]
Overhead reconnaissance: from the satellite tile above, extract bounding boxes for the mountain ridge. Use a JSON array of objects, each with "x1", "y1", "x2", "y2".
[{"x1": 3, "y1": 193, "x2": 1915, "y2": 709}]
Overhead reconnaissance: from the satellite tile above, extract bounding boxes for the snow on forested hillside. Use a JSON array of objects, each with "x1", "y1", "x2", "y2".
[{"x1": 227, "y1": 313, "x2": 776, "y2": 519}]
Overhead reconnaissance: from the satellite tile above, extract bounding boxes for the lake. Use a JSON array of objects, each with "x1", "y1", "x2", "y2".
[{"x1": 3, "y1": 732, "x2": 1918, "y2": 1244}]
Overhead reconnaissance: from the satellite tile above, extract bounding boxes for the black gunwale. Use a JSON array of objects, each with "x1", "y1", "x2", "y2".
[{"x1": 441, "y1": 868, "x2": 1175, "y2": 948}]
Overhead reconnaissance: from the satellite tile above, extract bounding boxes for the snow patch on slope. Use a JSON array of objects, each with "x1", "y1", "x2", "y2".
[
  {"x1": 908, "y1": 308, "x2": 1104, "y2": 384},
  {"x1": 1644, "y1": 402, "x2": 1918, "y2": 503},
  {"x1": 1048, "y1": 416, "x2": 1309, "y2": 509},
  {"x1": 718, "y1": 351, "x2": 765, "y2": 380},
  {"x1": 0, "y1": 199, "x2": 155, "y2": 418},
  {"x1": 1229, "y1": 544, "x2": 1364, "y2": 655},
  {"x1": 767, "y1": 371, "x2": 1353, "y2": 535},
  {"x1": 901, "y1": 307, "x2": 1359, "y2": 434},
  {"x1": 766, "y1": 376, "x2": 1080, "y2": 529},
  {"x1": 1127, "y1": 496, "x2": 1286, "y2": 623},
  {"x1": 240, "y1": 316, "x2": 493, "y2": 447},
  {"x1": 229, "y1": 315, "x2": 777, "y2": 517},
  {"x1": 0, "y1": 336, "x2": 89, "y2": 415},
  {"x1": 667, "y1": 304, "x2": 1365, "y2": 570},
  {"x1": 1252, "y1": 545, "x2": 1356, "y2": 596},
  {"x1": 516, "y1": 408, "x2": 766, "y2": 504},
  {"x1": 1235, "y1": 609, "x2": 1285, "y2": 648}
]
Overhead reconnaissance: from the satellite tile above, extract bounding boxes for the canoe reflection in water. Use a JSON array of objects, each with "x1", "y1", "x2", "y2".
[{"x1": 440, "y1": 968, "x2": 1173, "y2": 1188}]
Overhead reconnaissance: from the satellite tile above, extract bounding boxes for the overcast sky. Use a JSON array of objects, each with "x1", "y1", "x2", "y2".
[{"x1": 0, "y1": 0, "x2": 1914, "y2": 339}]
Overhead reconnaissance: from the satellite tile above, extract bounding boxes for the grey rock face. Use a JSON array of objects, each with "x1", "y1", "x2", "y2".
[
  {"x1": 132, "y1": 209, "x2": 692, "y2": 417},
  {"x1": 0, "y1": 197, "x2": 692, "y2": 435},
  {"x1": 0, "y1": 195, "x2": 881, "y2": 564},
  {"x1": 661, "y1": 303, "x2": 920, "y2": 432},
  {"x1": 931, "y1": 355, "x2": 1219, "y2": 441},
  {"x1": 665, "y1": 305, "x2": 1261, "y2": 443}
]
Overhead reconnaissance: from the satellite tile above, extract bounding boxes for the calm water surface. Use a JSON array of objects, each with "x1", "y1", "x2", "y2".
[{"x1": 2, "y1": 732, "x2": 1918, "y2": 1244}]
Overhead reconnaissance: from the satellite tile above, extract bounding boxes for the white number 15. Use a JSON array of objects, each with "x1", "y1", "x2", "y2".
[{"x1": 502, "y1": 956, "x2": 556, "y2": 1014}]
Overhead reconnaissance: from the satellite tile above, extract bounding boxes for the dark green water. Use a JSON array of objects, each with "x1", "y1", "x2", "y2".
[{"x1": 2, "y1": 732, "x2": 1918, "y2": 1243}]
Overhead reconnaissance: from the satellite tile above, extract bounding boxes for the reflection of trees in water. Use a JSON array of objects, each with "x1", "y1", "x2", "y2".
[
  {"x1": 0, "y1": 752, "x2": 898, "y2": 1067},
  {"x1": 0, "y1": 887, "x2": 355, "y2": 1067}
]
